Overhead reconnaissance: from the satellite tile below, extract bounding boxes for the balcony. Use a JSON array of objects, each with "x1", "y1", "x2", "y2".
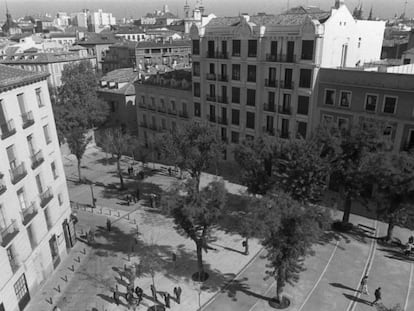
[
  {"x1": 217, "y1": 96, "x2": 228, "y2": 104},
  {"x1": 21, "y1": 111, "x2": 35, "y2": 129},
  {"x1": 147, "y1": 105, "x2": 156, "y2": 111},
  {"x1": 157, "y1": 106, "x2": 167, "y2": 114},
  {"x1": 217, "y1": 117, "x2": 228, "y2": 125},
  {"x1": 206, "y1": 51, "x2": 215, "y2": 58},
  {"x1": 0, "y1": 174, "x2": 6, "y2": 195},
  {"x1": 167, "y1": 109, "x2": 177, "y2": 116},
  {"x1": 0, "y1": 119, "x2": 16, "y2": 140},
  {"x1": 206, "y1": 95, "x2": 216, "y2": 102},
  {"x1": 217, "y1": 75, "x2": 228, "y2": 82},
  {"x1": 206, "y1": 73, "x2": 216, "y2": 81},
  {"x1": 138, "y1": 102, "x2": 147, "y2": 109},
  {"x1": 0, "y1": 219, "x2": 19, "y2": 247},
  {"x1": 216, "y1": 51, "x2": 228, "y2": 59},
  {"x1": 265, "y1": 79, "x2": 277, "y2": 88},
  {"x1": 265, "y1": 54, "x2": 296, "y2": 63},
  {"x1": 39, "y1": 187, "x2": 54, "y2": 208},
  {"x1": 278, "y1": 105, "x2": 292, "y2": 115},
  {"x1": 280, "y1": 131, "x2": 290, "y2": 139},
  {"x1": 149, "y1": 124, "x2": 158, "y2": 131},
  {"x1": 31, "y1": 150, "x2": 44, "y2": 170},
  {"x1": 265, "y1": 54, "x2": 277, "y2": 62},
  {"x1": 10, "y1": 162, "x2": 27, "y2": 185},
  {"x1": 140, "y1": 122, "x2": 148, "y2": 128},
  {"x1": 207, "y1": 115, "x2": 216, "y2": 123},
  {"x1": 9, "y1": 256, "x2": 20, "y2": 274},
  {"x1": 280, "y1": 80, "x2": 294, "y2": 90},
  {"x1": 262, "y1": 126, "x2": 275, "y2": 136},
  {"x1": 179, "y1": 111, "x2": 189, "y2": 119},
  {"x1": 403, "y1": 142, "x2": 414, "y2": 152},
  {"x1": 264, "y1": 103, "x2": 276, "y2": 113},
  {"x1": 21, "y1": 202, "x2": 38, "y2": 226}
]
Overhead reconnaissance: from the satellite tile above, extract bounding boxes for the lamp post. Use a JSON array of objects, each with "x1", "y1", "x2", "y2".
[{"x1": 90, "y1": 184, "x2": 96, "y2": 208}]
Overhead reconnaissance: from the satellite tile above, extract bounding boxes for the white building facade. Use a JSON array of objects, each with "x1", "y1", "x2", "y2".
[
  {"x1": 90, "y1": 9, "x2": 116, "y2": 33},
  {"x1": 0, "y1": 65, "x2": 75, "y2": 311}
]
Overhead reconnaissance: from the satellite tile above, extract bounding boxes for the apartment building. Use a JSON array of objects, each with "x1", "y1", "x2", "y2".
[
  {"x1": 135, "y1": 70, "x2": 192, "y2": 147},
  {"x1": 0, "y1": 65, "x2": 75, "y2": 311},
  {"x1": 101, "y1": 42, "x2": 137, "y2": 74},
  {"x1": 314, "y1": 68, "x2": 414, "y2": 153},
  {"x1": 190, "y1": 0, "x2": 385, "y2": 160}
]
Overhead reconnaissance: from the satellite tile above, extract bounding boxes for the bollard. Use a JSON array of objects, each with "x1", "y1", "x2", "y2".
[
  {"x1": 74, "y1": 256, "x2": 80, "y2": 263},
  {"x1": 117, "y1": 211, "x2": 120, "y2": 217},
  {"x1": 126, "y1": 213, "x2": 130, "y2": 220},
  {"x1": 100, "y1": 208, "x2": 103, "y2": 214},
  {"x1": 68, "y1": 265, "x2": 74, "y2": 272},
  {"x1": 61, "y1": 275, "x2": 68, "y2": 282},
  {"x1": 109, "y1": 210, "x2": 112, "y2": 216},
  {"x1": 81, "y1": 248, "x2": 86, "y2": 255},
  {"x1": 54, "y1": 285, "x2": 61, "y2": 293},
  {"x1": 46, "y1": 297, "x2": 53, "y2": 305}
]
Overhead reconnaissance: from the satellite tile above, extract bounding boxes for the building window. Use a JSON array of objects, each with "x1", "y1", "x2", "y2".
[
  {"x1": 299, "y1": 69, "x2": 312, "y2": 88},
  {"x1": 232, "y1": 40, "x2": 241, "y2": 57},
  {"x1": 6, "y1": 145, "x2": 17, "y2": 169},
  {"x1": 209, "y1": 105, "x2": 216, "y2": 122},
  {"x1": 231, "y1": 109, "x2": 240, "y2": 125},
  {"x1": 0, "y1": 204, "x2": 6, "y2": 230},
  {"x1": 247, "y1": 65, "x2": 256, "y2": 82},
  {"x1": 231, "y1": 131, "x2": 240, "y2": 143},
  {"x1": 338, "y1": 117, "x2": 349, "y2": 131},
  {"x1": 321, "y1": 114, "x2": 334, "y2": 126},
  {"x1": 58, "y1": 193, "x2": 63, "y2": 206},
  {"x1": 365, "y1": 94, "x2": 378, "y2": 112},
  {"x1": 383, "y1": 96, "x2": 397, "y2": 114},
  {"x1": 297, "y1": 96, "x2": 309, "y2": 115},
  {"x1": 248, "y1": 40, "x2": 257, "y2": 57},
  {"x1": 43, "y1": 124, "x2": 51, "y2": 144},
  {"x1": 246, "y1": 89, "x2": 256, "y2": 106},
  {"x1": 207, "y1": 40, "x2": 215, "y2": 58},
  {"x1": 232, "y1": 64, "x2": 241, "y2": 81},
  {"x1": 246, "y1": 112, "x2": 255, "y2": 129},
  {"x1": 193, "y1": 82, "x2": 200, "y2": 97},
  {"x1": 35, "y1": 88, "x2": 44, "y2": 107},
  {"x1": 339, "y1": 91, "x2": 351, "y2": 108},
  {"x1": 193, "y1": 62, "x2": 200, "y2": 76},
  {"x1": 232, "y1": 87, "x2": 240, "y2": 104},
  {"x1": 192, "y1": 40, "x2": 200, "y2": 55},
  {"x1": 110, "y1": 101, "x2": 116, "y2": 112},
  {"x1": 324, "y1": 89, "x2": 336, "y2": 106},
  {"x1": 301, "y1": 40, "x2": 314, "y2": 60},
  {"x1": 161, "y1": 119, "x2": 166, "y2": 130},
  {"x1": 14, "y1": 274, "x2": 30, "y2": 310},
  {"x1": 51, "y1": 161, "x2": 58, "y2": 179},
  {"x1": 194, "y1": 102, "x2": 201, "y2": 117},
  {"x1": 297, "y1": 121, "x2": 307, "y2": 139}
]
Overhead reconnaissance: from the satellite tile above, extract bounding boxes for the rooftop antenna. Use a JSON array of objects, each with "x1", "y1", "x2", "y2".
[{"x1": 403, "y1": 0, "x2": 408, "y2": 18}]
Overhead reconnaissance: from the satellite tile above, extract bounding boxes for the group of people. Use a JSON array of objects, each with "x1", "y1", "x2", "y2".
[
  {"x1": 113, "y1": 283, "x2": 182, "y2": 309},
  {"x1": 404, "y1": 235, "x2": 414, "y2": 256},
  {"x1": 125, "y1": 187, "x2": 140, "y2": 206},
  {"x1": 359, "y1": 275, "x2": 382, "y2": 306}
]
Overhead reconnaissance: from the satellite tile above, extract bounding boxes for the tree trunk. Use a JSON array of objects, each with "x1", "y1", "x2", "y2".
[
  {"x1": 386, "y1": 218, "x2": 395, "y2": 242},
  {"x1": 340, "y1": 186, "x2": 352, "y2": 223},
  {"x1": 77, "y1": 157, "x2": 82, "y2": 182},
  {"x1": 117, "y1": 156, "x2": 124, "y2": 189},
  {"x1": 196, "y1": 241, "x2": 204, "y2": 281},
  {"x1": 244, "y1": 237, "x2": 249, "y2": 255},
  {"x1": 276, "y1": 267, "x2": 284, "y2": 302}
]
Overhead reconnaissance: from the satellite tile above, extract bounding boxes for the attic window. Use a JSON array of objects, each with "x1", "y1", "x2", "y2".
[
  {"x1": 100, "y1": 81, "x2": 107, "y2": 88},
  {"x1": 108, "y1": 81, "x2": 116, "y2": 89}
]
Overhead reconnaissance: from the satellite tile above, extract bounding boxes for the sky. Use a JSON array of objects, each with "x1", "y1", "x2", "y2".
[{"x1": 2, "y1": 0, "x2": 413, "y2": 20}]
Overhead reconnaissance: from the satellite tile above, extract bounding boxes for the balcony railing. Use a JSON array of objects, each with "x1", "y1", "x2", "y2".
[
  {"x1": 216, "y1": 51, "x2": 228, "y2": 59},
  {"x1": 265, "y1": 54, "x2": 296, "y2": 63},
  {"x1": 217, "y1": 96, "x2": 228, "y2": 104},
  {"x1": 31, "y1": 150, "x2": 44, "y2": 170},
  {"x1": 278, "y1": 105, "x2": 292, "y2": 115},
  {"x1": 206, "y1": 95, "x2": 216, "y2": 102},
  {"x1": 167, "y1": 109, "x2": 177, "y2": 116},
  {"x1": 265, "y1": 79, "x2": 277, "y2": 88},
  {"x1": 264, "y1": 103, "x2": 276, "y2": 112},
  {"x1": 40, "y1": 187, "x2": 53, "y2": 208},
  {"x1": 0, "y1": 219, "x2": 19, "y2": 247},
  {"x1": 206, "y1": 73, "x2": 216, "y2": 81},
  {"x1": 149, "y1": 124, "x2": 158, "y2": 131},
  {"x1": 207, "y1": 51, "x2": 215, "y2": 58},
  {"x1": 140, "y1": 122, "x2": 148, "y2": 128},
  {"x1": 0, "y1": 119, "x2": 16, "y2": 140},
  {"x1": 280, "y1": 132, "x2": 290, "y2": 139},
  {"x1": 207, "y1": 115, "x2": 216, "y2": 123},
  {"x1": 0, "y1": 174, "x2": 6, "y2": 196},
  {"x1": 217, "y1": 75, "x2": 228, "y2": 82},
  {"x1": 9, "y1": 257, "x2": 20, "y2": 274},
  {"x1": 280, "y1": 80, "x2": 294, "y2": 90},
  {"x1": 10, "y1": 162, "x2": 27, "y2": 185},
  {"x1": 157, "y1": 107, "x2": 167, "y2": 113},
  {"x1": 138, "y1": 102, "x2": 147, "y2": 109},
  {"x1": 179, "y1": 111, "x2": 189, "y2": 119},
  {"x1": 265, "y1": 54, "x2": 278, "y2": 62},
  {"x1": 147, "y1": 105, "x2": 156, "y2": 111},
  {"x1": 262, "y1": 126, "x2": 275, "y2": 136},
  {"x1": 217, "y1": 117, "x2": 228, "y2": 125},
  {"x1": 403, "y1": 142, "x2": 414, "y2": 152},
  {"x1": 21, "y1": 202, "x2": 38, "y2": 226},
  {"x1": 21, "y1": 111, "x2": 35, "y2": 129}
]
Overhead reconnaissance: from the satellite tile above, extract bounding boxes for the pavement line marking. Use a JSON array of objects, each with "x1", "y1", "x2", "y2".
[
  {"x1": 198, "y1": 247, "x2": 266, "y2": 311},
  {"x1": 404, "y1": 263, "x2": 413, "y2": 311},
  {"x1": 346, "y1": 220, "x2": 378, "y2": 311},
  {"x1": 297, "y1": 240, "x2": 340, "y2": 311}
]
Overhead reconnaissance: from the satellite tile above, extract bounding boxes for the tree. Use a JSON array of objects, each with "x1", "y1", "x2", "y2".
[
  {"x1": 316, "y1": 123, "x2": 386, "y2": 224},
  {"x1": 157, "y1": 122, "x2": 223, "y2": 191},
  {"x1": 257, "y1": 192, "x2": 331, "y2": 304},
  {"x1": 103, "y1": 127, "x2": 133, "y2": 189},
  {"x1": 162, "y1": 179, "x2": 227, "y2": 281},
  {"x1": 368, "y1": 151, "x2": 414, "y2": 241},
  {"x1": 67, "y1": 129, "x2": 91, "y2": 182},
  {"x1": 53, "y1": 61, "x2": 109, "y2": 141}
]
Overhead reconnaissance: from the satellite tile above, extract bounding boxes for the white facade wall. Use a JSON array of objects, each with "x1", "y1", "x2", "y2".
[{"x1": 0, "y1": 77, "x2": 73, "y2": 311}]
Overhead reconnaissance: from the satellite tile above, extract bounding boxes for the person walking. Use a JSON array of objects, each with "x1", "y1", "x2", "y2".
[
  {"x1": 106, "y1": 218, "x2": 111, "y2": 232},
  {"x1": 113, "y1": 289, "x2": 120, "y2": 306},
  {"x1": 372, "y1": 287, "x2": 382, "y2": 306},
  {"x1": 360, "y1": 275, "x2": 369, "y2": 295},
  {"x1": 175, "y1": 286, "x2": 182, "y2": 304},
  {"x1": 150, "y1": 284, "x2": 157, "y2": 302},
  {"x1": 164, "y1": 292, "x2": 171, "y2": 308},
  {"x1": 136, "y1": 187, "x2": 140, "y2": 201}
]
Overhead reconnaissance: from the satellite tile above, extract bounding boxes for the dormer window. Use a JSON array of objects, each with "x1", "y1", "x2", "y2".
[
  {"x1": 108, "y1": 81, "x2": 116, "y2": 89},
  {"x1": 100, "y1": 81, "x2": 107, "y2": 88}
]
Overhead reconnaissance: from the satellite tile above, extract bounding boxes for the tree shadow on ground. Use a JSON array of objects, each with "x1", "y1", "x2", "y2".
[
  {"x1": 378, "y1": 246, "x2": 414, "y2": 262},
  {"x1": 219, "y1": 276, "x2": 273, "y2": 302},
  {"x1": 343, "y1": 293, "x2": 372, "y2": 305},
  {"x1": 94, "y1": 156, "x2": 118, "y2": 166},
  {"x1": 330, "y1": 283, "x2": 358, "y2": 292}
]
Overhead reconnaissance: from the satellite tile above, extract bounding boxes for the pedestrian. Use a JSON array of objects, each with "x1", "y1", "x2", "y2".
[
  {"x1": 150, "y1": 284, "x2": 157, "y2": 302},
  {"x1": 168, "y1": 167, "x2": 172, "y2": 176},
  {"x1": 404, "y1": 242, "x2": 412, "y2": 256},
  {"x1": 126, "y1": 195, "x2": 130, "y2": 206},
  {"x1": 242, "y1": 239, "x2": 249, "y2": 255},
  {"x1": 175, "y1": 286, "x2": 182, "y2": 304},
  {"x1": 135, "y1": 286, "x2": 143, "y2": 301},
  {"x1": 139, "y1": 170, "x2": 144, "y2": 180},
  {"x1": 372, "y1": 287, "x2": 382, "y2": 306},
  {"x1": 106, "y1": 218, "x2": 111, "y2": 232},
  {"x1": 136, "y1": 187, "x2": 140, "y2": 201},
  {"x1": 132, "y1": 193, "x2": 137, "y2": 203},
  {"x1": 113, "y1": 289, "x2": 120, "y2": 306},
  {"x1": 359, "y1": 275, "x2": 369, "y2": 295},
  {"x1": 130, "y1": 165, "x2": 134, "y2": 176},
  {"x1": 164, "y1": 292, "x2": 171, "y2": 308},
  {"x1": 409, "y1": 235, "x2": 414, "y2": 244}
]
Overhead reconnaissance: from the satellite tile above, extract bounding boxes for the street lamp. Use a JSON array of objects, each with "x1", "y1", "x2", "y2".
[{"x1": 90, "y1": 183, "x2": 96, "y2": 208}]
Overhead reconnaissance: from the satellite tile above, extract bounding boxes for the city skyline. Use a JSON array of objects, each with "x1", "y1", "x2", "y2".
[{"x1": 1, "y1": 0, "x2": 413, "y2": 20}]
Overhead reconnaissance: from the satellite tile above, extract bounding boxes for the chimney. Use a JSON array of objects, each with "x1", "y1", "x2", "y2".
[
  {"x1": 334, "y1": 0, "x2": 345, "y2": 9},
  {"x1": 241, "y1": 13, "x2": 250, "y2": 22}
]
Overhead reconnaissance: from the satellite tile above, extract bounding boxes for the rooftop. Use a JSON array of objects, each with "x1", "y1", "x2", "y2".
[
  {"x1": 0, "y1": 64, "x2": 48, "y2": 93},
  {"x1": 99, "y1": 68, "x2": 139, "y2": 96},
  {"x1": 136, "y1": 39, "x2": 191, "y2": 49},
  {"x1": 0, "y1": 52, "x2": 94, "y2": 64},
  {"x1": 76, "y1": 32, "x2": 118, "y2": 45}
]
